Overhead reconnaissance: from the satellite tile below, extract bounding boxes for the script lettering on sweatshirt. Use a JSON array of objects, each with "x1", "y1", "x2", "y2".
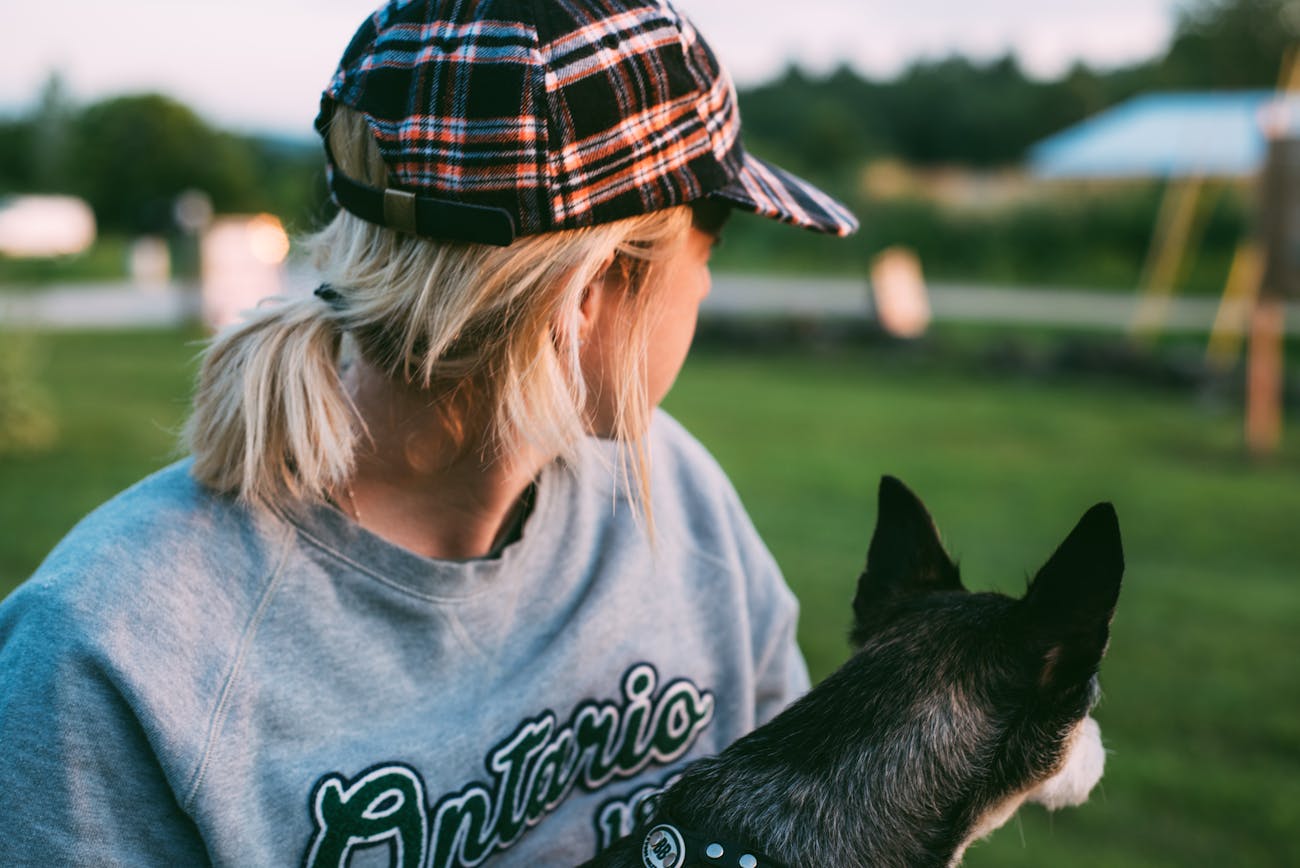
[{"x1": 303, "y1": 663, "x2": 714, "y2": 868}]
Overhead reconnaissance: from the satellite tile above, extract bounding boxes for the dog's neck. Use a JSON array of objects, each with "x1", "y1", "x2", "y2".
[{"x1": 646, "y1": 665, "x2": 986, "y2": 868}]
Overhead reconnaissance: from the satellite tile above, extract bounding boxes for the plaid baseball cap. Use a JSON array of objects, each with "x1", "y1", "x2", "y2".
[{"x1": 316, "y1": 0, "x2": 858, "y2": 246}]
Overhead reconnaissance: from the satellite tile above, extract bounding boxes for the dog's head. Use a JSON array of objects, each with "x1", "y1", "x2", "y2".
[
  {"x1": 847, "y1": 476, "x2": 1123, "y2": 857},
  {"x1": 645, "y1": 477, "x2": 1122, "y2": 867}
]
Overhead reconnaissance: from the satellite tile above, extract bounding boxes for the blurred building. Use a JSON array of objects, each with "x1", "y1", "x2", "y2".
[
  {"x1": 1029, "y1": 91, "x2": 1300, "y2": 180},
  {"x1": 0, "y1": 195, "x2": 96, "y2": 257}
]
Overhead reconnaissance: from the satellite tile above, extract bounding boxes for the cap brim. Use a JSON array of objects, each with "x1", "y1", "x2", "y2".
[{"x1": 712, "y1": 152, "x2": 859, "y2": 236}]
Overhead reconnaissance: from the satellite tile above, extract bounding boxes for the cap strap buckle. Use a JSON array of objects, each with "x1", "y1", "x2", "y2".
[
  {"x1": 383, "y1": 189, "x2": 418, "y2": 235},
  {"x1": 327, "y1": 163, "x2": 518, "y2": 246}
]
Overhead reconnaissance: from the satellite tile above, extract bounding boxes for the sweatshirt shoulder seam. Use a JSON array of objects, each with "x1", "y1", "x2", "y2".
[{"x1": 181, "y1": 520, "x2": 296, "y2": 811}]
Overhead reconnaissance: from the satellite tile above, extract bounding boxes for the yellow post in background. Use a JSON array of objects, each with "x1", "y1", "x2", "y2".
[
  {"x1": 1206, "y1": 243, "x2": 1264, "y2": 371},
  {"x1": 1130, "y1": 176, "x2": 1205, "y2": 340},
  {"x1": 1211, "y1": 44, "x2": 1298, "y2": 454},
  {"x1": 1246, "y1": 298, "x2": 1285, "y2": 457}
]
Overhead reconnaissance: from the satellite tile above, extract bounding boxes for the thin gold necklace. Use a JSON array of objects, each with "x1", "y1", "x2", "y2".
[{"x1": 343, "y1": 483, "x2": 363, "y2": 525}]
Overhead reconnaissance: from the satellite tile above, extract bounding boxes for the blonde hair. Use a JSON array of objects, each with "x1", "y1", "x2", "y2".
[{"x1": 185, "y1": 105, "x2": 692, "y2": 519}]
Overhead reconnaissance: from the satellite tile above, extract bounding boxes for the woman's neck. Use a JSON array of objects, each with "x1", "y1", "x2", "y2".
[{"x1": 341, "y1": 359, "x2": 549, "y2": 560}]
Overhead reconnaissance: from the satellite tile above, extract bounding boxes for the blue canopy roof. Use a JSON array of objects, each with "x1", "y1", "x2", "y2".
[{"x1": 1029, "y1": 91, "x2": 1300, "y2": 180}]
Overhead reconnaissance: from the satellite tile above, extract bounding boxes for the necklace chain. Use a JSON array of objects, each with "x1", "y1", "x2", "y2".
[{"x1": 345, "y1": 484, "x2": 362, "y2": 525}]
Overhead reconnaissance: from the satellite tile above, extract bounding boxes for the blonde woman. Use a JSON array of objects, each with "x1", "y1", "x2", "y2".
[{"x1": 0, "y1": 1, "x2": 857, "y2": 864}]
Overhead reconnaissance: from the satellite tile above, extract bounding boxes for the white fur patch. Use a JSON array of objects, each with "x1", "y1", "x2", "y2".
[
  {"x1": 1028, "y1": 716, "x2": 1105, "y2": 810},
  {"x1": 963, "y1": 793, "x2": 1025, "y2": 847},
  {"x1": 949, "y1": 717, "x2": 1107, "y2": 866}
]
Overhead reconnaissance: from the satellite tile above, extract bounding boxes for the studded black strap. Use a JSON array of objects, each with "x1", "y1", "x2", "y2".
[{"x1": 640, "y1": 820, "x2": 789, "y2": 868}]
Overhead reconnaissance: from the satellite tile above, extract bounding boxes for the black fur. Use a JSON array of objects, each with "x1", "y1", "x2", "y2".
[{"x1": 586, "y1": 476, "x2": 1123, "y2": 868}]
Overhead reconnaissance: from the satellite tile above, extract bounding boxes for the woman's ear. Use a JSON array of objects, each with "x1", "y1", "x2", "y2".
[
  {"x1": 576, "y1": 277, "x2": 599, "y2": 345},
  {"x1": 576, "y1": 255, "x2": 624, "y2": 344}
]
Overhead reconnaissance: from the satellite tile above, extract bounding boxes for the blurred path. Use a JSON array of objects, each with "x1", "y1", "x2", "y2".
[
  {"x1": 0, "y1": 282, "x2": 200, "y2": 330},
  {"x1": 708, "y1": 275, "x2": 1300, "y2": 335},
  {"x1": 3, "y1": 273, "x2": 1299, "y2": 335}
]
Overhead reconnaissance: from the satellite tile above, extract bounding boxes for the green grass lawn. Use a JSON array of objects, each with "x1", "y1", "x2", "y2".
[{"x1": 1, "y1": 327, "x2": 1297, "y2": 866}]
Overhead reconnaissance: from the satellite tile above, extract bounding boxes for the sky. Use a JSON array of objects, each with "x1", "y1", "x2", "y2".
[{"x1": 1, "y1": 0, "x2": 1184, "y2": 138}]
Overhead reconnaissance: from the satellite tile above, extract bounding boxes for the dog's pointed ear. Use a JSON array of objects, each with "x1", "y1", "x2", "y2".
[
  {"x1": 853, "y1": 477, "x2": 961, "y2": 636},
  {"x1": 1020, "y1": 502, "x2": 1124, "y2": 692}
]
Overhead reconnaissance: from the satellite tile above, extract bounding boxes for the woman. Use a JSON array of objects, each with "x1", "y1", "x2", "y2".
[{"x1": 0, "y1": 1, "x2": 856, "y2": 864}]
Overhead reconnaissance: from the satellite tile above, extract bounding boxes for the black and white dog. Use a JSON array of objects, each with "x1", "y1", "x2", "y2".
[{"x1": 587, "y1": 476, "x2": 1123, "y2": 868}]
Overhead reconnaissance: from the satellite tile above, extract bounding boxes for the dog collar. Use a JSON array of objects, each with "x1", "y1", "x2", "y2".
[{"x1": 641, "y1": 821, "x2": 789, "y2": 868}]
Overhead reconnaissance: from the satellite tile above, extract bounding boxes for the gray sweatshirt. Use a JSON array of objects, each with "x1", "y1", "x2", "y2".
[{"x1": 0, "y1": 411, "x2": 808, "y2": 867}]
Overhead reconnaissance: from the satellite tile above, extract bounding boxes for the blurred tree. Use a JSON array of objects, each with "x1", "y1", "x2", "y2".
[
  {"x1": 66, "y1": 94, "x2": 262, "y2": 234},
  {"x1": 1161, "y1": 0, "x2": 1300, "y2": 88},
  {"x1": 0, "y1": 119, "x2": 35, "y2": 193},
  {"x1": 736, "y1": 0, "x2": 1300, "y2": 177},
  {"x1": 738, "y1": 63, "x2": 882, "y2": 182},
  {"x1": 883, "y1": 55, "x2": 1030, "y2": 165},
  {"x1": 30, "y1": 73, "x2": 76, "y2": 193},
  {"x1": 0, "y1": 73, "x2": 74, "y2": 196}
]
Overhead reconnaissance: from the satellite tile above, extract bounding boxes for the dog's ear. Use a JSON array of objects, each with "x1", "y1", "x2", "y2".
[
  {"x1": 1019, "y1": 502, "x2": 1124, "y2": 692},
  {"x1": 853, "y1": 477, "x2": 961, "y2": 638}
]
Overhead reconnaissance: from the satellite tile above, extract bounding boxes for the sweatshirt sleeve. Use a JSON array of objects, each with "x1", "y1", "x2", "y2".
[
  {"x1": 746, "y1": 541, "x2": 812, "y2": 726},
  {"x1": 0, "y1": 585, "x2": 211, "y2": 866},
  {"x1": 713, "y1": 464, "x2": 810, "y2": 725},
  {"x1": 650, "y1": 410, "x2": 812, "y2": 728}
]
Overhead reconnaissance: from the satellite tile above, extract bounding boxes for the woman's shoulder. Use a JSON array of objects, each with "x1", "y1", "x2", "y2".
[
  {"x1": 2, "y1": 459, "x2": 291, "y2": 652},
  {"x1": 34, "y1": 458, "x2": 284, "y2": 574},
  {"x1": 646, "y1": 409, "x2": 734, "y2": 496},
  {"x1": 642, "y1": 409, "x2": 771, "y2": 562},
  {"x1": 0, "y1": 461, "x2": 299, "y2": 810},
  {"x1": 642, "y1": 415, "x2": 801, "y2": 671}
]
